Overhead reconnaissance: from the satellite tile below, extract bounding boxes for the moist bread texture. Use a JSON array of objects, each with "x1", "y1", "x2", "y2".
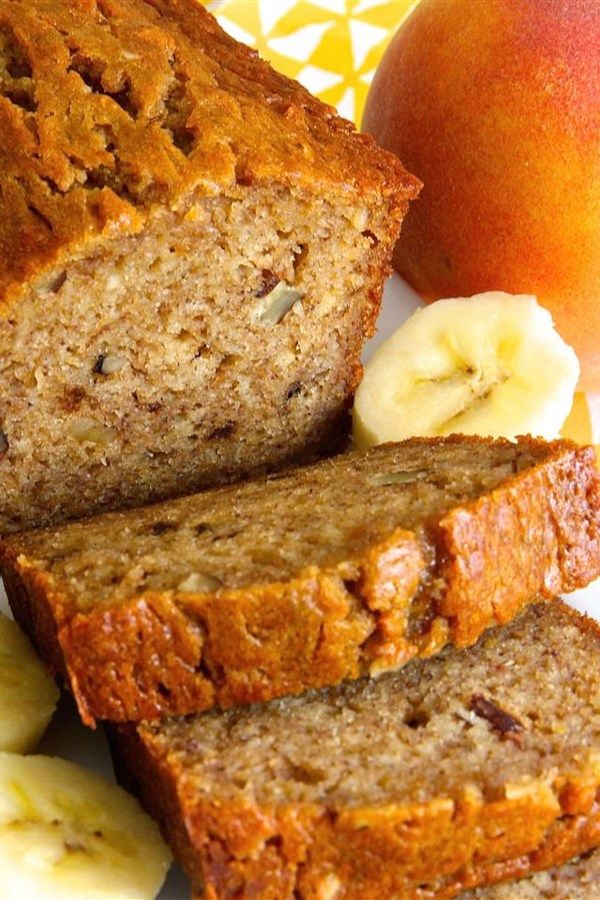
[
  {"x1": 466, "y1": 848, "x2": 600, "y2": 897},
  {"x1": 0, "y1": 0, "x2": 419, "y2": 534},
  {"x1": 2, "y1": 435, "x2": 599, "y2": 725},
  {"x1": 111, "y1": 602, "x2": 600, "y2": 899}
]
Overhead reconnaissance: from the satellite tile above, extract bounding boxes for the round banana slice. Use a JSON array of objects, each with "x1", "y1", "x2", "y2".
[
  {"x1": 353, "y1": 292, "x2": 580, "y2": 448},
  {"x1": 0, "y1": 752, "x2": 171, "y2": 899},
  {"x1": 0, "y1": 613, "x2": 59, "y2": 753}
]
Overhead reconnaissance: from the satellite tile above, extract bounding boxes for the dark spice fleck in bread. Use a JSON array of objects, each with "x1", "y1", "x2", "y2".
[
  {"x1": 0, "y1": 0, "x2": 420, "y2": 534},
  {"x1": 110, "y1": 602, "x2": 600, "y2": 899},
  {"x1": 2, "y1": 435, "x2": 599, "y2": 725},
  {"x1": 466, "y1": 847, "x2": 600, "y2": 897}
]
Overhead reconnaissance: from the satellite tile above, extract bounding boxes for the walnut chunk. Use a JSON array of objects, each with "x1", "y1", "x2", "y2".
[
  {"x1": 178, "y1": 572, "x2": 223, "y2": 593},
  {"x1": 351, "y1": 206, "x2": 370, "y2": 231},
  {"x1": 367, "y1": 470, "x2": 428, "y2": 486},
  {"x1": 70, "y1": 418, "x2": 116, "y2": 446},
  {"x1": 470, "y1": 693, "x2": 524, "y2": 746},
  {"x1": 256, "y1": 282, "x2": 303, "y2": 325},
  {"x1": 255, "y1": 269, "x2": 280, "y2": 298},
  {"x1": 32, "y1": 269, "x2": 67, "y2": 294},
  {"x1": 93, "y1": 354, "x2": 126, "y2": 376}
]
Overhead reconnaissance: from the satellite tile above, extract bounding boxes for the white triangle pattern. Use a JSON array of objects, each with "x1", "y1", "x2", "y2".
[
  {"x1": 257, "y1": 0, "x2": 297, "y2": 37},
  {"x1": 307, "y1": 0, "x2": 347, "y2": 13},
  {"x1": 337, "y1": 86, "x2": 355, "y2": 121},
  {"x1": 267, "y1": 20, "x2": 334, "y2": 63},
  {"x1": 353, "y1": 0, "x2": 390, "y2": 13},
  {"x1": 359, "y1": 68, "x2": 376, "y2": 85},
  {"x1": 217, "y1": 15, "x2": 257, "y2": 47},
  {"x1": 297, "y1": 64, "x2": 344, "y2": 94},
  {"x1": 348, "y1": 17, "x2": 388, "y2": 69}
]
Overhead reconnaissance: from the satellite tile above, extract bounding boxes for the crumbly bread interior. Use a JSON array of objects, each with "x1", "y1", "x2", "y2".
[
  {"x1": 136, "y1": 602, "x2": 600, "y2": 808},
  {"x1": 0, "y1": 186, "x2": 392, "y2": 534},
  {"x1": 5, "y1": 438, "x2": 550, "y2": 609},
  {"x1": 0, "y1": 0, "x2": 417, "y2": 535},
  {"x1": 467, "y1": 848, "x2": 600, "y2": 897}
]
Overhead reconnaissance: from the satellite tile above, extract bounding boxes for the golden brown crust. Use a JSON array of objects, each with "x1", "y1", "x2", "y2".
[
  {"x1": 3, "y1": 527, "x2": 424, "y2": 723},
  {"x1": 2, "y1": 437, "x2": 600, "y2": 726},
  {"x1": 110, "y1": 604, "x2": 600, "y2": 899},
  {"x1": 433, "y1": 439, "x2": 600, "y2": 646},
  {"x1": 0, "y1": 0, "x2": 419, "y2": 309}
]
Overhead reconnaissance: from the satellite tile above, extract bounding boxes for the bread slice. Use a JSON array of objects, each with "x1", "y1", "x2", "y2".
[
  {"x1": 2, "y1": 436, "x2": 599, "y2": 725},
  {"x1": 110, "y1": 602, "x2": 600, "y2": 899},
  {"x1": 465, "y1": 848, "x2": 600, "y2": 897},
  {"x1": 0, "y1": 0, "x2": 419, "y2": 535}
]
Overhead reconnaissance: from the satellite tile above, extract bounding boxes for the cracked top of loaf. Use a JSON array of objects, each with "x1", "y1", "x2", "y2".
[{"x1": 0, "y1": 0, "x2": 420, "y2": 307}]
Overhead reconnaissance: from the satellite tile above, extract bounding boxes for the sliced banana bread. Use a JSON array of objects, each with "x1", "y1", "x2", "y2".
[
  {"x1": 2, "y1": 436, "x2": 599, "y2": 725},
  {"x1": 467, "y1": 848, "x2": 600, "y2": 897},
  {"x1": 111, "y1": 602, "x2": 600, "y2": 899},
  {"x1": 0, "y1": 0, "x2": 419, "y2": 535}
]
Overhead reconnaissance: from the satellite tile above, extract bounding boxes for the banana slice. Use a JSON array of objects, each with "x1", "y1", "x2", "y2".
[
  {"x1": 0, "y1": 752, "x2": 171, "y2": 898},
  {"x1": 353, "y1": 292, "x2": 579, "y2": 448},
  {"x1": 0, "y1": 614, "x2": 59, "y2": 753}
]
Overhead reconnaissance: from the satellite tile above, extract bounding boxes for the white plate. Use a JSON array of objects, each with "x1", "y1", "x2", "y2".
[{"x1": 1, "y1": 272, "x2": 598, "y2": 899}]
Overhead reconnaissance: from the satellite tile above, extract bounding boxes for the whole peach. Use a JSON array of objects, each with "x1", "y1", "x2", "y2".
[{"x1": 363, "y1": 0, "x2": 600, "y2": 389}]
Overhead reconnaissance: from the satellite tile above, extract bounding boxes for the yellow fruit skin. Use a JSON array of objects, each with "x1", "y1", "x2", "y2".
[{"x1": 363, "y1": 0, "x2": 600, "y2": 391}]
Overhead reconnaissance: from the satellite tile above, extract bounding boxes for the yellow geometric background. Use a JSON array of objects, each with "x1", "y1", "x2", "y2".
[
  {"x1": 202, "y1": 0, "x2": 599, "y2": 449},
  {"x1": 215, "y1": 0, "x2": 417, "y2": 125}
]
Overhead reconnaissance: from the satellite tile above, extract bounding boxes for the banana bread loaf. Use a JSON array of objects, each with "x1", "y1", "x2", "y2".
[
  {"x1": 111, "y1": 602, "x2": 600, "y2": 899},
  {"x1": 2, "y1": 435, "x2": 599, "y2": 725},
  {"x1": 466, "y1": 848, "x2": 600, "y2": 897},
  {"x1": 0, "y1": 0, "x2": 419, "y2": 535}
]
